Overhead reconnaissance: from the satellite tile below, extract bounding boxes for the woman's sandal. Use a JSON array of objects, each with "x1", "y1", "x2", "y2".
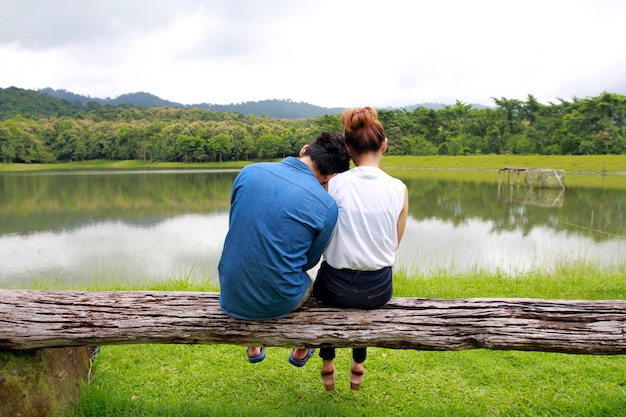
[
  {"x1": 350, "y1": 367, "x2": 364, "y2": 390},
  {"x1": 321, "y1": 368, "x2": 336, "y2": 391}
]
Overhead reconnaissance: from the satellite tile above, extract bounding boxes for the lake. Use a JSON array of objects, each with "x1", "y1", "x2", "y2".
[{"x1": 1, "y1": 169, "x2": 624, "y2": 288}]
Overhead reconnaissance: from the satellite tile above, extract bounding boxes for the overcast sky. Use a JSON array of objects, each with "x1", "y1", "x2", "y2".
[{"x1": 1, "y1": 0, "x2": 625, "y2": 108}]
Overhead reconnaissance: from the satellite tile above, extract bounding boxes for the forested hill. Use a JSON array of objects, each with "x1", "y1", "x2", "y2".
[
  {"x1": 0, "y1": 87, "x2": 343, "y2": 120},
  {"x1": 0, "y1": 87, "x2": 348, "y2": 120},
  {"x1": 195, "y1": 99, "x2": 346, "y2": 119},
  {"x1": 38, "y1": 88, "x2": 470, "y2": 116},
  {"x1": 1, "y1": 87, "x2": 474, "y2": 120},
  {"x1": 1, "y1": 87, "x2": 624, "y2": 163},
  {"x1": 0, "y1": 87, "x2": 85, "y2": 120}
]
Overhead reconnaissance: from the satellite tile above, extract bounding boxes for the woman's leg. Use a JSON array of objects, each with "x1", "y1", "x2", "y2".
[
  {"x1": 319, "y1": 347, "x2": 336, "y2": 361},
  {"x1": 319, "y1": 347, "x2": 336, "y2": 390},
  {"x1": 349, "y1": 348, "x2": 366, "y2": 390},
  {"x1": 313, "y1": 264, "x2": 389, "y2": 390},
  {"x1": 352, "y1": 347, "x2": 367, "y2": 363}
]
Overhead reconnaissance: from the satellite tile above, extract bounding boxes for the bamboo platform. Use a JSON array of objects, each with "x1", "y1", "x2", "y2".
[{"x1": 498, "y1": 167, "x2": 565, "y2": 190}]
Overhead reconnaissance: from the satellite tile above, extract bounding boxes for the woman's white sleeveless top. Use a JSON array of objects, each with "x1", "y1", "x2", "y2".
[{"x1": 324, "y1": 166, "x2": 406, "y2": 270}]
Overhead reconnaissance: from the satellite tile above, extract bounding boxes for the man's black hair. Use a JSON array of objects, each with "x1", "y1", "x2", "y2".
[{"x1": 304, "y1": 131, "x2": 350, "y2": 175}]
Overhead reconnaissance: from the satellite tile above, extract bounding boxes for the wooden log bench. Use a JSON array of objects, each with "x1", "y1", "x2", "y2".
[
  {"x1": 1, "y1": 289, "x2": 625, "y2": 354},
  {"x1": 2, "y1": 290, "x2": 625, "y2": 416}
]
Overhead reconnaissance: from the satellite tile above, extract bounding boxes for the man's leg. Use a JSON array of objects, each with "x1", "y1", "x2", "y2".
[
  {"x1": 289, "y1": 280, "x2": 315, "y2": 365},
  {"x1": 246, "y1": 346, "x2": 265, "y2": 363}
]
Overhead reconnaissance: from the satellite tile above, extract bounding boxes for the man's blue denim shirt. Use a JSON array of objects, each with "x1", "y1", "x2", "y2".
[{"x1": 218, "y1": 157, "x2": 338, "y2": 320}]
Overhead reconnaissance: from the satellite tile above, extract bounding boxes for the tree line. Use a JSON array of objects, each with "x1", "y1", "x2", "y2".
[{"x1": 0, "y1": 91, "x2": 624, "y2": 164}]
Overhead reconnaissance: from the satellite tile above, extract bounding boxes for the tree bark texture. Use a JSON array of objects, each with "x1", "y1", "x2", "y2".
[{"x1": 1, "y1": 290, "x2": 625, "y2": 354}]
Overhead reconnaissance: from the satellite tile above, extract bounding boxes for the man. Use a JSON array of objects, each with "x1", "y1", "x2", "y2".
[{"x1": 218, "y1": 131, "x2": 350, "y2": 366}]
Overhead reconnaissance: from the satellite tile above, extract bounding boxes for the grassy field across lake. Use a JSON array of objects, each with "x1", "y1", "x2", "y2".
[
  {"x1": 382, "y1": 154, "x2": 626, "y2": 174},
  {"x1": 2, "y1": 154, "x2": 626, "y2": 175}
]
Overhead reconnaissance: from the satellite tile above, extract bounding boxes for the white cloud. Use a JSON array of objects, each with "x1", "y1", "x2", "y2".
[{"x1": 0, "y1": 0, "x2": 625, "y2": 108}]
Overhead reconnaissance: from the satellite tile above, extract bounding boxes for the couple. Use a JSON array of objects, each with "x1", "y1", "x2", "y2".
[{"x1": 218, "y1": 106, "x2": 409, "y2": 391}]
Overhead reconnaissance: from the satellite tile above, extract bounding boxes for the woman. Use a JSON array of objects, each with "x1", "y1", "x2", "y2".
[{"x1": 313, "y1": 106, "x2": 409, "y2": 391}]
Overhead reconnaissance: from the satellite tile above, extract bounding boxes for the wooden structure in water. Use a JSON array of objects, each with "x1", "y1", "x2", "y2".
[
  {"x1": 1, "y1": 290, "x2": 625, "y2": 354},
  {"x1": 498, "y1": 167, "x2": 565, "y2": 190}
]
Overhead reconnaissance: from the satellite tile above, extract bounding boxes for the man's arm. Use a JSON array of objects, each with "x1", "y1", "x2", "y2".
[{"x1": 303, "y1": 205, "x2": 338, "y2": 271}]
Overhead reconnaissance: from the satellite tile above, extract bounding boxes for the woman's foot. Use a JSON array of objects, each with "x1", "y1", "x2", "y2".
[
  {"x1": 321, "y1": 360, "x2": 336, "y2": 391},
  {"x1": 350, "y1": 362, "x2": 364, "y2": 390}
]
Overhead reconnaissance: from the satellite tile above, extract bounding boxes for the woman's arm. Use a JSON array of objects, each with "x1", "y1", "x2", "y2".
[{"x1": 396, "y1": 185, "x2": 409, "y2": 246}]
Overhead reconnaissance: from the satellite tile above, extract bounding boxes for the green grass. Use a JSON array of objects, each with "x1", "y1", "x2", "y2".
[
  {"x1": 73, "y1": 345, "x2": 626, "y2": 417},
  {"x1": 5, "y1": 156, "x2": 626, "y2": 190},
  {"x1": 392, "y1": 262, "x2": 626, "y2": 300},
  {"x1": 0, "y1": 159, "x2": 249, "y2": 172},
  {"x1": 380, "y1": 154, "x2": 626, "y2": 174},
  {"x1": 3, "y1": 154, "x2": 626, "y2": 174},
  {"x1": 67, "y1": 263, "x2": 626, "y2": 417},
  {"x1": 4, "y1": 156, "x2": 626, "y2": 190}
]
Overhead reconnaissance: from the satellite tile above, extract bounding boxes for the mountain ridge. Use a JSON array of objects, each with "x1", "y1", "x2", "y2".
[
  {"x1": 0, "y1": 86, "x2": 488, "y2": 120},
  {"x1": 38, "y1": 88, "x2": 489, "y2": 114}
]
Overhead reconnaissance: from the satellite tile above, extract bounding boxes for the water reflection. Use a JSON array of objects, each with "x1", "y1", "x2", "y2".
[
  {"x1": 2, "y1": 213, "x2": 625, "y2": 288},
  {"x1": 1, "y1": 214, "x2": 229, "y2": 287},
  {"x1": 397, "y1": 217, "x2": 625, "y2": 276},
  {"x1": 0, "y1": 170, "x2": 624, "y2": 287}
]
